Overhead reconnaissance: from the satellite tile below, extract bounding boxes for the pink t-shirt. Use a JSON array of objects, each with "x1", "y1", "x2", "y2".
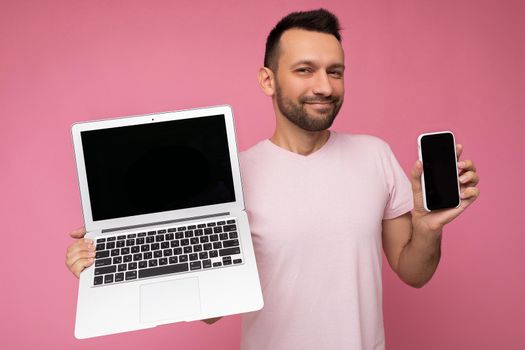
[{"x1": 239, "y1": 131, "x2": 413, "y2": 350}]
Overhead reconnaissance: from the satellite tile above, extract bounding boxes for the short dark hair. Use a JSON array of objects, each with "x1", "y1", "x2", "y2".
[{"x1": 264, "y1": 8, "x2": 342, "y2": 71}]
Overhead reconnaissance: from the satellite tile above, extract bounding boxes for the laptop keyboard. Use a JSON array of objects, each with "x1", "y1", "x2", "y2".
[{"x1": 92, "y1": 219, "x2": 242, "y2": 286}]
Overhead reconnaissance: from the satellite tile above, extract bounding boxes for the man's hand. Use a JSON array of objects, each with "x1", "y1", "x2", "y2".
[
  {"x1": 410, "y1": 144, "x2": 480, "y2": 232},
  {"x1": 65, "y1": 227, "x2": 94, "y2": 278}
]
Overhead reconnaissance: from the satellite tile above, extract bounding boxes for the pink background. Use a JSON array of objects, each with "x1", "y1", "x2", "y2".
[{"x1": 1, "y1": 0, "x2": 524, "y2": 349}]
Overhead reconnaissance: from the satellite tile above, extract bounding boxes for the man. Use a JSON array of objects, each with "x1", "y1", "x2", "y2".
[{"x1": 66, "y1": 9, "x2": 480, "y2": 349}]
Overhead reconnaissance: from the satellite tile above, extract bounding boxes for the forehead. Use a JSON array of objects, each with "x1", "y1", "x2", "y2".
[{"x1": 278, "y1": 28, "x2": 344, "y2": 66}]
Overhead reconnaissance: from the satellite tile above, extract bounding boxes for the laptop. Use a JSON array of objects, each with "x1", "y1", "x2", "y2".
[{"x1": 72, "y1": 105, "x2": 263, "y2": 339}]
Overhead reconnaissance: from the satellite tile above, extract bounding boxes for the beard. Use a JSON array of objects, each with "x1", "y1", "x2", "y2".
[{"x1": 275, "y1": 83, "x2": 343, "y2": 132}]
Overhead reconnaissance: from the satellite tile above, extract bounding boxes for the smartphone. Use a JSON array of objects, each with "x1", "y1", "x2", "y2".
[{"x1": 417, "y1": 131, "x2": 461, "y2": 211}]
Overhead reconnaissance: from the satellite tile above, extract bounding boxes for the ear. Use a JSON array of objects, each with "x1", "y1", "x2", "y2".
[{"x1": 257, "y1": 67, "x2": 276, "y2": 97}]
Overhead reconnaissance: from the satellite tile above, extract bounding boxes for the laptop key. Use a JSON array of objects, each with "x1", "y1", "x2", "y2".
[
  {"x1": 179, "y1": 255, "x2": 188, "y2": 262},
  {"x1": 213, "y1": 262, "x2": 222, "y2": 267},
  {"x1": 106, "y1": 242, "x2": 115, "y2": 249},
  {"x1": 138, "y1": 261, "x2": 147, "y2": 269},
  {"x1": 125, "y1": 271, "x2": 137, "y2": 280},
  {"x1": 94, "y1": 265, "x2": 116, "y2": 275},
  {"x1": 219, "y1": 247, "x2": 241, "y2": 257},
  {"x1": 118, "y1": 264, "x2": 127, "y2": 272},
  {"x1": 223, "y1": 224, "x2": 237, "y2": 232},
  {"x1": 203, "y1": 259, "x2": 212, "y2": 268},
  {"x1": 159, "y1": 258, "x2": 168, "y2": 266},
  {"x1": 169, "y1": 256, "x2": 178, "y2": 264},
  {"x1": 95, "y1": 258, "x2": 112, "y2": 267},
  {"x1": 96, "y1": 250, "x2": 110, "y2": 259},
  {"x1": 104, "y1": 274, "x2": 114, "y2": 284},
  {"x1": 115, "y1": 273, "x2": 124, "y2": 282},
  {"x1": 226, "y1": 219, "x2": 235, "y2": 224},
  {"x1": 233, "y1": 259, "x2": 243, "y2": 264},
  {"x1": 229, "y1": 232, "x2": 238, "y2": 239},
  {"x1": 190, "y1": 261, "x2": 202, "y2": 270},
  {"x1": 139, "y1": 263, "x2": 189, "y2": 278},
  {"x1": 96, "y1": 243, "x2": 105, "y2": 251},
  {"x1": 113, "y1": 256, "x2": 122, "y2": 264},
  {"x1": 93, "y1": 276, "x2": 103, "y2": 285},
  {"x1": 223, "y1": 239, "x2": 239, "y2": 248}
]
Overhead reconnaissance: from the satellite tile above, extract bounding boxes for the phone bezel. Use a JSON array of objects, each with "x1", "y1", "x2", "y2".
[{"x1": 417, "y1": 131, "x2": 461, "y2": 212}]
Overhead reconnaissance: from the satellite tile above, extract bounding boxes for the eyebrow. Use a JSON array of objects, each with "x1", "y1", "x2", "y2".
[{"x1": 290, "y1": 60, "x2": 345, "y2": 70}]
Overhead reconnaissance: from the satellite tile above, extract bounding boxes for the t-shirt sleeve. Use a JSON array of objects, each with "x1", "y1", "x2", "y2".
[{"x1": 382, "y1": 143, "x2": 414, "y2": 220}]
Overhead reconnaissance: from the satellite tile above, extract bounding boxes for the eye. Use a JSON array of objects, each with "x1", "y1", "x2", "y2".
[
  {"x1": 295, "y1": 67, "x2": 313, "y2": 74},
  {"x1": 328, "y1": 70, "x2": 344, "y2": 78}
]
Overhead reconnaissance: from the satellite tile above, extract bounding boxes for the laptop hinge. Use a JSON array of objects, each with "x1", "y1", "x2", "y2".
[{"x1": 101, "y1": 212, "x2": 231, "y2": 234}]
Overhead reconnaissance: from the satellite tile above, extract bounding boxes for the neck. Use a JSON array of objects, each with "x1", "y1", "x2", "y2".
[{"x1": 270, "y1": 107, "x2": 331, "y2": 156}]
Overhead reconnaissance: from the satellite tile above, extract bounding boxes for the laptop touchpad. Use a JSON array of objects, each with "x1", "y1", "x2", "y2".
[{"x1": 140, "y1": 277, "x2": 201, "y2": 324}]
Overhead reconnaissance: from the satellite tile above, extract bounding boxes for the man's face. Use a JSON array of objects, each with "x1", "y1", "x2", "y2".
[{"x1": 273, "y1": 29, "x2": 345, "y2": 132}]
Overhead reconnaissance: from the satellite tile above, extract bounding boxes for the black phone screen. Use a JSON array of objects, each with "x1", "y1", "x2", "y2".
[{"x1": 420, "y1": 132, "x2": 460, "y2": 210}]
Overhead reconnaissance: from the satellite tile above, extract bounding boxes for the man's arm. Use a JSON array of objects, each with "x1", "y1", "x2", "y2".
[
  {"x1": 382, "y1": 144, "x2": 479, "y2": 288},
  {"x1": 382, "y1": 213, "x2": 442, "y2": 288}
]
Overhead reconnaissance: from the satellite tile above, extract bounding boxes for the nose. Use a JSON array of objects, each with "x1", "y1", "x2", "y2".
[{"x1": 311, "y1": 71, "x2": 333, "y2": 96}]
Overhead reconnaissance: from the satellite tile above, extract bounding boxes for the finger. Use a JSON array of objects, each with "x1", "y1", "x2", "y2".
[
  {"x1": 410, "y1": 160, "x2": 423, "y2": 194},
  {"x1": 70, "y1": 227, "x2": 86, "y2": 239},
  {"x1": 66, "y1": 239, "x2": 94, "y2": 262},
  {"x1": 460, "y1": 186, "x2": 480, "y2": 200},
  {"x1": 69, "y1": 257, "x2": 95, "y2": 278},
  {"x1": 459, "y1": 171, "x2": 480, "y2": 186},
  {"x1": 458, "y1": 159, "x2": 476, "y2": 172},
  {"x1": 66, "y1": 249, "x2": 96, "y2": 270},
  {"x1": 456, "y1": 144, "x2": 463, "y2": 161}
]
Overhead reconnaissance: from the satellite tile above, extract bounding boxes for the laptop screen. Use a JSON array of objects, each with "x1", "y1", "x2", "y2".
[{"x1": 81, "y1": 114, "x2": 236, "y2": 221}]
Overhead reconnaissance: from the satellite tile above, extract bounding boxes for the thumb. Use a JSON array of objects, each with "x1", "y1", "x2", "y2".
[
  {"x1": 70, "y1": 226, "x2": 86, "y2": 239},
  {"x1": 411, "y1": 160, "x2": 423, "y2": 194}
]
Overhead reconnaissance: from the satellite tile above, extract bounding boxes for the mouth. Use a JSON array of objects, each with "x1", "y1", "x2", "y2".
[{"x1": 304, "y1": 101, "x2": 334, "y2": 109}]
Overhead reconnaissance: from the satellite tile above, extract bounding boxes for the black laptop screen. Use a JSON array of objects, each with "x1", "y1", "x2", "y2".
[{"x1": 81, "y1": 114, "x2": 236, "y2": 221}]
